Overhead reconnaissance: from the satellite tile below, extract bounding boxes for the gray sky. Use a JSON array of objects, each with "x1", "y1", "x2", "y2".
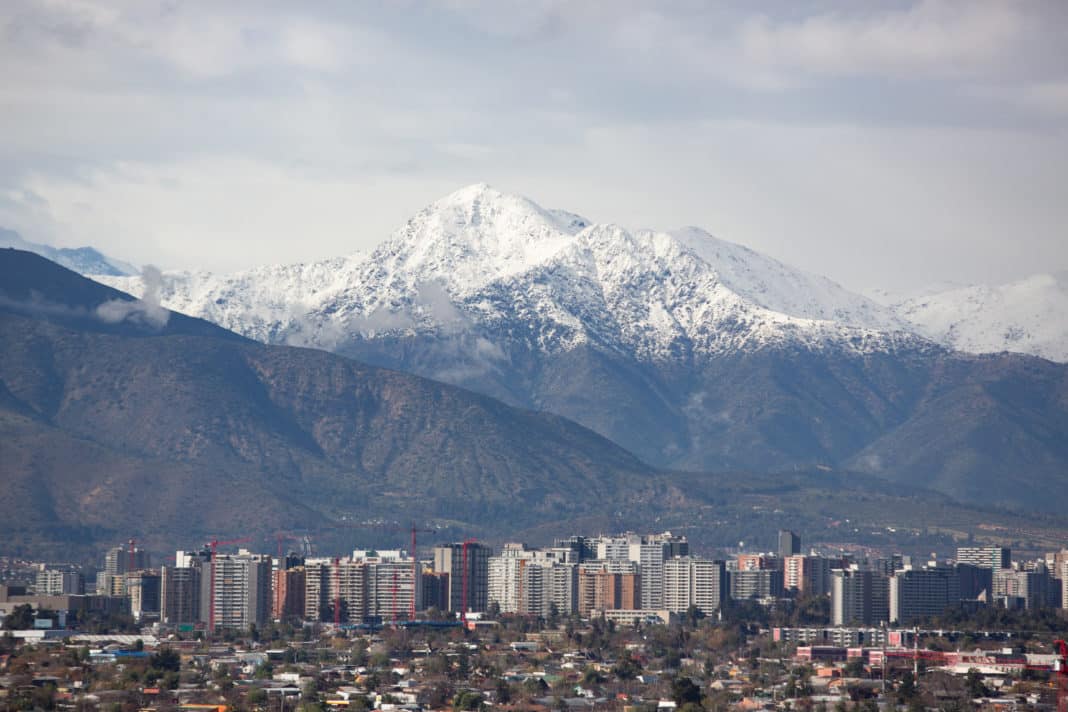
[{"x1": 1, "y1": 1, "x2": 1066, "y2": 293}]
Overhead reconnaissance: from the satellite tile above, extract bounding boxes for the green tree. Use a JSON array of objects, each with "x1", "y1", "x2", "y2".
[
  {"x1": 612, "y1": 655, "x2": 641, "y2": 681},
  {"x1": 2, "y1": 604, "x2": 35, "y2": 630},
  {"x1": 453, "y1": 690, "x2": 484, "y2": 710},
  {"x1": 965, "y1": 668, "x2": 989, "y2": 698},
  {"x1": 897, "y1": 670, "x2": 917, "y2": 701},
  {"x1": 672, "y1": 677, "x2": 703, "y2": 707},
  {"x1": 150, "y1": 647, "x2": 181, "y2": 672}
]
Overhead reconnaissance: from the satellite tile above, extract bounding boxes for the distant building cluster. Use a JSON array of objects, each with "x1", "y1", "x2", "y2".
[
  {"x1": 830, "y1": 546, "x2": 1068, "y2": 627},
  {"x1": 4, "y1": 532, "x2": 1068, "y2": 634}
]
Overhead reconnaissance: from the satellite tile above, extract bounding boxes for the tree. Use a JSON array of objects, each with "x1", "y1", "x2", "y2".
[
  {"x1": 2, "y1": 604, "x2": 35, "y2": 630},
  {"x1": 965, "y1": 668, "x2": 989, "y2": 699},
  {"x1": 897, "y1": 670, "x2": 917, "y2": 702},
  {"x1": 672, "y1": 677, "x2": 703, "y2": 707},
  {"x1": 150, "y1": 647, "x2": 181, "y2": 672},
  {"x1": 453, "y1": 691, "x2": 484, "y2": 710},
  {"x1": 612, "y1": 655, "x2": 641, "y2": 681}
]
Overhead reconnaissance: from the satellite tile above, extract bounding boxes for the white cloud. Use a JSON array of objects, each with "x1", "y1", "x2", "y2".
[
  {"x1": 0, "y1": 1, "x2": 1066, "y2": 293},
  {"x1": 737, "y1": 1, "x2": 1027, "y2": 82}
]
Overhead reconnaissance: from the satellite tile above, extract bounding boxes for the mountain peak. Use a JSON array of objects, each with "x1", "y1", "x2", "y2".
[
  {"x1": 382, "y1": 185, "x2": 583, "y2": 291},
  {"x1": 0, "y1": 228, "x2": 137, "y2": 277}
]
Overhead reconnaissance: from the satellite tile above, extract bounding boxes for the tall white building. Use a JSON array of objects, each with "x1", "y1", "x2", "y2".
[
  {"x1": 956, "y1": 546, "x2": 1010, "y2": 570},
  {"x1": 664, "y1": 558, "x2": 726, "y2": 616},
  {"x1": 488, "y1": 544, "x2": 577, "y2": 616},
  {"x1": 488, "y1": 544, "x2": 532, "y2": 614},
  {"x1": 305, "y1": 552, "x2": 420, "y2": 624},
  {"x1": 35, "y1": 568, "x2": 84, "y2": 595},
  {"x1": 363, "y1": 554, "x2": 420, "y2": 621},
  {"x1": 209, "y1": 552, "x2": 272, "y2": 631},
  {"x1": 626, "y1": 532, "x2": 688, "y2": 610}
]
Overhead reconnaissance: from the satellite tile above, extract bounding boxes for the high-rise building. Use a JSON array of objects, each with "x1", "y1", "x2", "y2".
[
  {"x1": 956, "y1": 546, "x2": 1011, "y2": 570},
  {"x1": 304, "y1": 553, "x2": 421, "y2": 624},
  {"x1": 577, "y1": 561, "x2": 640, "y2": 616},
  {"x1": 273, "y1": 567, "x2": 306, "y2": 621},
  {"x1": 731, "y1": 569, "x2": 784, "y2": 601},
  {"x1": 364, "y1": 555, "x2": 420, "y2": 621},
  {"x1": 103, "y1": 545, "x2": 150, "y2": 576},
  {"x1": 784, "y1": 556, "x2": 835, "y2": 596},
  {"x1": 161, "y1": 564, "x2": 203, "y2": 626},
  {"x1": 593, "y1": 536, "x2": 630, "y2": 561},
  {"x1": 778, "y1": 530, "x2": 801, "y2": 559},
  {"x1": 126, "y1": 571, "x2": 162, "y2": 621},
  {"x1": 209, "y1": 552, "x2": 272, "y2": 631},
  {"x1": 487, "y1": 544, "x2": 577, "y2": 617},
  {"x1": 832, "y1": 569, "x2": 888, "y2": 626},
  {"x1": 956, "y1": 563, "x2": 993, "y2": 600},
  {"x1": 488, "y1": 544, "x2": 532, "y2": 614},
  {"x1": 519, "y1": 562, "x2": 578, "y2": 617},
  {"x1": 304, "y1": 558, "x2": 364, "y2": 624},
  {"x1": 422, "y1": 572, "x2": 449, "y2": 612},
  {"x1": 35, "y1": 569, "x2": 84, "y2": 596},
  {"x1": 737, "y1": 554, "x2": 778, "y2": 572},
  {"x1": 664, "y1": 558, "x2": 727, "y2": 616},
  {"x1": 554, "y1": 536, "x2": 597, "y2": 562},
  {"x1": 993, "y1": 565, "x2": 1056, "y2": 610},
  {"x1": 889, "y1": 566, "x2": 961, "y2": 625},
  {"x1": 433, "y1": 543, "x2": 491, "y2": 614},
  {"x1": 99, "y1": 544, "x2": 151, "y2": 597},
  {"x1": 626, "y1": 532, "x2": 687, "y2": 610}
]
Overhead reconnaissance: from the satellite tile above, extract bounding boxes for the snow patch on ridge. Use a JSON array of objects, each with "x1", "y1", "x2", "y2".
[{"x1": 95, "y1": 183, "x2": 933, "y2": 362}]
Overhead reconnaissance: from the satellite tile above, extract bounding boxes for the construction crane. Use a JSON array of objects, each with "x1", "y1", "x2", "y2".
[
  {"x1": 272, "y1": 531, "x2": 308, "y2": 564},
  {"x1": 1054, "y1": 639, "x2": 1067, "y2": 712},
  {"x1": 205, "y1": 536, "x2": 251, "y2": 634},
  {"x1": 461, "y1": 538, "x2": 478, "y2": 626}
]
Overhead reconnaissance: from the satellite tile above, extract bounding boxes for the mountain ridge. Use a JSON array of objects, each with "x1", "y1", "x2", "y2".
[
  {"x1": 0, "y1": 248, "x2": 671, "y2": 553},
  {"x1": 85, "y1": 186, "x2": 1068, "y2": 511}
]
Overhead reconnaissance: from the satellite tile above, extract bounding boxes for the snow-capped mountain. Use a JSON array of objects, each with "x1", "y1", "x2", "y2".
[
  {"x1": 86, "y1": 185, "x2": 1068, "y2": 513},
  {"x1": 0, "y1": 227, "x2": 137, "y2": 277},
  {"x1": 97, "y1": 183, "x2": 920, "y2": 361},
  {"x1": 874, "y1": 274, "x2": 1068, "y2": 363}
]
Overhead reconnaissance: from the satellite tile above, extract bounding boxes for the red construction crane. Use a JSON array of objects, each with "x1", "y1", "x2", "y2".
[
  {"x1": 273, "y1": 531, "x2": 306, "y2": 564},
  {"x1": 461, "y1": 538, "x2": 478, "y2": 625},
  {"x1": 205, "y1": 536, "x2": 251, "y2": 634},
  {"x1": 1054, "y1": 639, "x2": 1067, "y2": 712}
]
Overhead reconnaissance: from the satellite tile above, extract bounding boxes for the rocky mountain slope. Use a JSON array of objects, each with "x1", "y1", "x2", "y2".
[
  {"x1": 0, "y1": 248, "x2": 670, "y2": 553},
  {"x1": 89, "y1": 186, "x2": 1068, "y2": 512}
]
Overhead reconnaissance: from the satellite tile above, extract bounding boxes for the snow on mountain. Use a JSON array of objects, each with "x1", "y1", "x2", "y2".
[
  {"x1": 95, "y1": 183, "x2": 925, "y2": 360},
  {"x1": 881, "y1": 273, "x2": 1068, "y2": 362},
  {"x1": 98, "y1": 255, "x2": 368, "y2": 344},
  {"x1": 1, "y1": 227, "x2": 137, "y2": 276},
  {"x1": 668, "y1": 226, "x2": 908, "y2": 332}
]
